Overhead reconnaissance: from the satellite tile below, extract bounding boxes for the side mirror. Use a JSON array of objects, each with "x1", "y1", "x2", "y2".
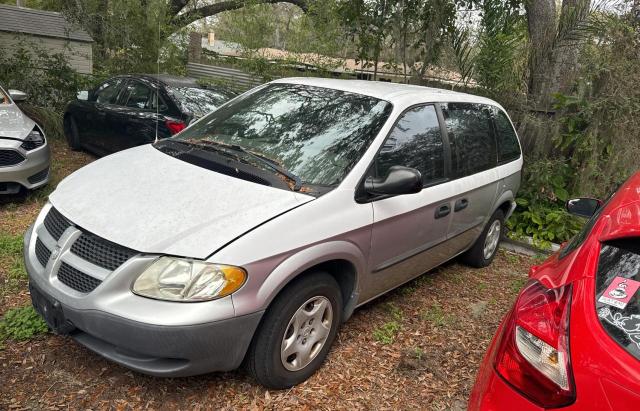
[
  {"x1": 566, "y1": 197, "x2": 601, "y2": 218},
  {"x1": 77, "y1": 90, "x2": 88, "y2": 101},
  {"x1": 364, "y1": 166, "x2": 422, "y2": 197},
  {"x1": 8, "y1": 89, "x2": 27, "y2": 102}
]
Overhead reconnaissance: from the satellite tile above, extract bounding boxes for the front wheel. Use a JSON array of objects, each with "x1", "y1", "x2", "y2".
[
  {"x1": 245, "y1": 272, "x2": 342, "y2": 389},
  {"x1": 63, "y1": 115, "x2": 81, "y2": 150},
  {"x1": 461, "y1": 209, "x2": 504, "y2": 268}
]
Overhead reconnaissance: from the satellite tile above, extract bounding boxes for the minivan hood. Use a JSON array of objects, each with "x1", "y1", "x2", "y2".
[
  {"x1": 0, "y1": 103, "x2": 35, "y2": 139},
  {"x1": 49, "y1": 145, "x2": 314, "y2": 259}
]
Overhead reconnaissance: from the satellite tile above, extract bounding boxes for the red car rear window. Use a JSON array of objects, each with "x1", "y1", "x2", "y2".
[{"x1": 596, "y1": 238, "x2": 640, "y2": 361}]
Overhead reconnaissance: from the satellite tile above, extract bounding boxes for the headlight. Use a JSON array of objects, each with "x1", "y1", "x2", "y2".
[
  {"x1": 132, "y1": 257, "x2": 247, "y2": 302},
  {"x1": 20, "y1": 127, "x2": 45, "y2": 150}
]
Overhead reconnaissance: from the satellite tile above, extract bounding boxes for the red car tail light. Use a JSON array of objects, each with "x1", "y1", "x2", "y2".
[
  {"x1": 165, "y1": 120, "x2": 186, "y2": 135},
  {"x1": 494, "y1": 280, "x2": 575, "y2": 408}
]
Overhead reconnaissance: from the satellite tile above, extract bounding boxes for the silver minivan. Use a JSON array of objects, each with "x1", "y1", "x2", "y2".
[{"x1": 24, "y1": 78, "x2": 522, "y2": 388}]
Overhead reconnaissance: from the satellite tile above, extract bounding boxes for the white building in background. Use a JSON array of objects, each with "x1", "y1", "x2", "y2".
[{"x1": 0, "y1": 4, "x2": 93, "y2": 74}]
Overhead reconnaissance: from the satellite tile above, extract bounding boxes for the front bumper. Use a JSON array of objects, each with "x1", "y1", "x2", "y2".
[
  {"x1": 0, "y1": 143, "x2": 50, "y2": 192},
  {"x1": 24, "y1": 222, "x2": 264, "y2": 377}
]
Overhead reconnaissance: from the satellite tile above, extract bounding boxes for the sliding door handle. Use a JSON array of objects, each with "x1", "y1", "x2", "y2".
[
  {"x1": 435, "y1": 204, "x2": 451, "y2": 219},
  {"x1": 454, "y1": 198, "x2": 469, "y2": 212}
]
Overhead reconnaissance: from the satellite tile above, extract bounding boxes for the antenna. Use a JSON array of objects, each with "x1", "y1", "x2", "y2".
[{"x1": 154, "y1": 15, "x2": 160, "y2": 143}]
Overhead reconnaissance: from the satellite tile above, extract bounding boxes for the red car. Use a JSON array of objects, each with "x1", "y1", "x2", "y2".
[{"x1": 470, "y1": 172, "x2": 640, "y2": 410}]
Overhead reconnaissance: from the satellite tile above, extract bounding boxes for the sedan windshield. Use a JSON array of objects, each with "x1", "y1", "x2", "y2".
[{"x1": 171, "y1": 83, "x2": 392, "y2": 187}]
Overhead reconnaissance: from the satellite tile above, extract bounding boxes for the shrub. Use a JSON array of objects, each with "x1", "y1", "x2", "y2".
[
  {"x1": 0, "y1": 37, "x2": 92, "y2": 112},
  {"x1": 0, "y1": 306, "x2": 49, "y2": 342},
  {"x1": 507, "y1": 159, "x2": 583, "y2": 249}
]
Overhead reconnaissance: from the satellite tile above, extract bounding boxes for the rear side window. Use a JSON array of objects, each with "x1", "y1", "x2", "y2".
[
  {"x1": 493, "y1": 108, "x2": 521, "y2": 163},
  {"x1": 441, "y1": 103, "x2": 496, "y2": 177},
  {"x1": 122, "y1": 82, "x2": 153, "y2": 109},
  {"x1": 595, "y1": 238, "x2": 640, "y2": 361},
  {"x1": 376, "y1": 105, "x2": 444, "y2": 185}
]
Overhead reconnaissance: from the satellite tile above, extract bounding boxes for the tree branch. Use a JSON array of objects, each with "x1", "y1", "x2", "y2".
[
  {"x1": 168, "y1": 0, "x2": 191, "y2": 16},
  {"x1": 171, "y1": 0, "x2": 310, "y2": 29}
]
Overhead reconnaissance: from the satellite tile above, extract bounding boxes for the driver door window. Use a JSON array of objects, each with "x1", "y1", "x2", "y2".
[{"x1": 375, "y1": 105, "x2": 444, "y2": 186}]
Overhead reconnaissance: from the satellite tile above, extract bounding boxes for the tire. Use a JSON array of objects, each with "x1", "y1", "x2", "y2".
[
  {"x1": 245, "y1": 271, "x2": 343, "y2": 389},
  {"x1": 64, "y1": 115, "x2": 81, "y2": 150},
  {"x1": 461, "y1": 208, "x2": 504, "y2": 268}
]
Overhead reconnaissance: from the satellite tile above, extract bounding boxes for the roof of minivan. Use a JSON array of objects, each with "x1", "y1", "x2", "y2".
[{"x1": 272, "y1": 77, "x2": 501, "y2": 107}]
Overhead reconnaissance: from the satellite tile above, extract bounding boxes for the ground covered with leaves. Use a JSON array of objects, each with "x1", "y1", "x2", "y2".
[{"x1": 0, "y1": 139, "x2": 536, "y2": 410}]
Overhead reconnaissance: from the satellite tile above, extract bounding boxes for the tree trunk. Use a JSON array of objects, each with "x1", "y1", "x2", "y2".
[{"x1": 526, "y1": 0, "x2": 591, "y2": 110}]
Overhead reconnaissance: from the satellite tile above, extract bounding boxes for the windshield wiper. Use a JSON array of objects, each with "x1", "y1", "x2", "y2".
[
  {"x1": 225, "y1": 144, "x2": 303, "y2": 191},
  {"x1": 182, "y1": 139, "x2": 303, "y2": 191}
]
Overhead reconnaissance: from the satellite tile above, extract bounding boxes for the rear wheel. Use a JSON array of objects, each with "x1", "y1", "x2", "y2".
[
  {"x1": 461, "y1": 209, "x2": 504, "y2": 268},
  {"x1": 64, "y1": 115, "x2": 81, "y2": 150},
  {"x1": 245, "y1": 272, "x2": 342, "y2": 389}
]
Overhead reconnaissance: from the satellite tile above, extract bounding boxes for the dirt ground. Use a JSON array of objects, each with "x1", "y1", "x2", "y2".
[{"x1": 0, "y1": 139, "x2": 536, "y2": 410}]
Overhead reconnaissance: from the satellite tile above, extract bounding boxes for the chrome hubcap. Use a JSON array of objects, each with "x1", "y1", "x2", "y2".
[
  {"x1": 483, "y1": 219, "x2": 501, "y2": 260},
  {"x1": 281, "y1": 296, "x2": 333, "y2": 371}
]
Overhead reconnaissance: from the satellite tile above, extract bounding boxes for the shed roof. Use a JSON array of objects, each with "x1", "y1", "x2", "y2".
[{"x1": 0, "y1": 4, "x2": 93, "y2": 43}]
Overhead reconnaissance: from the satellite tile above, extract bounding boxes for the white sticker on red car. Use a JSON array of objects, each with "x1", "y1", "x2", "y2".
[
  {"x1": 598, "y1": 276, "x2": 640, "y2": 309},
  {"x1": 598, "y1": 307, "x2": 640, "y2": 349}
]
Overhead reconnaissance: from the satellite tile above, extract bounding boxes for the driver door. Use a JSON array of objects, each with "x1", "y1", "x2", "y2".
[{"x1": 362, "y1": 104, "x2": 453, "y2": 301}]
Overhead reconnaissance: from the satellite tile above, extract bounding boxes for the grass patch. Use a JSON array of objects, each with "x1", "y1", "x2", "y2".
[
  {"x1": 509, "y1": 277, "x2": 528, "y2": 294},
  {"x1": 372, "y1": 321, "x2": 401, "y2": 344},
  {"x1": 421, "y1": 303, "x2": 452, "y2": 327},
  {"x1": 0, "y1": 233, "x2": 27, "y2": 296},
  {"x1": 382, "y1": 302, "x2": 403, "y2": 321},
  {"x1": 0, "y1": 305, "x2": 48, "y2": 344}
]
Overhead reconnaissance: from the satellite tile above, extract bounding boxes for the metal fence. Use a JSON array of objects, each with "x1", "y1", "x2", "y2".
[{"x1": 186, "y1": 62, "x2": 267, "y2": 91}]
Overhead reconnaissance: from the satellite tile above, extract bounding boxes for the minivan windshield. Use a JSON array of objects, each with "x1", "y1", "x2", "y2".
[{"x1": 169, "y1": 83, "x2": 392, "y2": 187}]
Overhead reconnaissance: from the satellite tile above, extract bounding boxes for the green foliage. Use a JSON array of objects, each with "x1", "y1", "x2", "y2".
[
  {"x1": 421, "y1": 302, "x2": 451, "y2": 326},
  {"x1": 372, "y1": 321, "x2": 401, "y2": 344},
  {"x1": 507, "y1": 159, "x2": 583, "y2": 248},
  {"x1": 383, "y1": 302, "x2": 403, "y2": 321},
  {"x1": 0, "y1": 306, "x2": 48, "y2": 342},
  {"x1": 61, "y1": 0, "x2": 186, "y2": 75},
  {"x1": 474, "y1": 0, "x2": 527, "y2": 97},
  {"x1": 0, "y1": 234, "x2": 27, "y2": 296},
  {"x1": 0, "y1": 38, "x2": 92, "y2": 113}
]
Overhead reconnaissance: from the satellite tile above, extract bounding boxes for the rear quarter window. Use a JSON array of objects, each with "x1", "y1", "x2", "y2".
[
  {"x1": 596, "y1": 238, "x2": 640, "y2": 361},
  {"x1": 493, "y1": 108, "x2": 521, "y2": 163}
]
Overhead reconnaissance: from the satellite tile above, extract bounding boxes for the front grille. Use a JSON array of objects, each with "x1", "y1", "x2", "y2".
[
  {"x1": 20, "y1": 139, "x2": 45, "y2": 151},
  {"x1": 0, "y1": 149, "x2": 25, "y2": 167},
  {"x1": 57, "y1": 262, "x2": 102, "y2": 293},
  {"x1": 71, "y1": 233, "x2": 137, "y2": 271},
  {"x1": 44, "y1": 207, "x2": 71, "y2": 241},
  {"x1": 27, "y1": 167, "x2": 49, "y2": 184},
  {"x1": 35, "y1": 238, "x2": 52, "y2": 267}
]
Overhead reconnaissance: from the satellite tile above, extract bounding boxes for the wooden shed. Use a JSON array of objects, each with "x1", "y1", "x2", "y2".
[{"x1": 0, "y1": 4, "x2": 93, "y2": 74}]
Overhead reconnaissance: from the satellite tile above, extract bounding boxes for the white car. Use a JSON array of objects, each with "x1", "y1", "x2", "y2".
[{"x1": 0, "y1": 85, "x2": 50, "y2": 195}]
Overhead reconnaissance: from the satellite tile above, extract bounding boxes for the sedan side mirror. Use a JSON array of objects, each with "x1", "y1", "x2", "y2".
[
  {"x1": 566, "y1": 197, "x2": 601, "y2": 218},
  {"x1": 8, "y1": 89, "x2": 27, "y2": 102},
  {"x1": 77, "y1": 90, "x2": 88, "y2": 101},
  {"x1": 364, "y1": 166, "x2": 422, "y2": 197}
]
